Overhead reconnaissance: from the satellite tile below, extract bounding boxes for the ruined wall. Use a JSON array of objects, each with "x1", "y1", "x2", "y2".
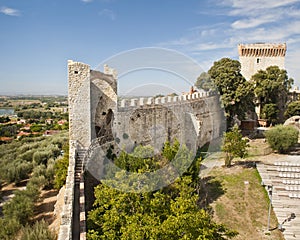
[{"x1": 238, "y1": 43, "x2": 286, "y2": 80}]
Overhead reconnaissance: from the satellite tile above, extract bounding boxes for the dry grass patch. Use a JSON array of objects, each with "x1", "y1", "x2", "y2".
[{"x1": 207, "y1": 165, "x2": 284, "y2": 240}]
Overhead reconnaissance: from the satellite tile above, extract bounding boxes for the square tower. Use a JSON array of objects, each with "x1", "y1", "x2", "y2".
[{"x1": 238, "y1": 43, "x2": 286, "y2": 80}]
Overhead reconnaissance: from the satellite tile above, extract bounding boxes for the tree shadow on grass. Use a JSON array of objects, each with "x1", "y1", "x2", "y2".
[
  {"x1": 198, "y1": 176, "x2": 225, "y2": 209},
  {"x1": 233, "y1": 160, "x2": 261, "y2": 169}
]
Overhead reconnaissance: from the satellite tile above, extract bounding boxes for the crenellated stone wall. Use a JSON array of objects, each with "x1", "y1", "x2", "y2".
[
  {"x1": 60, "y1": 60, "x2": 225, "y2": 240},
  {"x1": 238, "y1": 43, "x2": 286, "y2": 80}
]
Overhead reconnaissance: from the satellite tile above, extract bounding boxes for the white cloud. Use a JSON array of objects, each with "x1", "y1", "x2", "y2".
[
  {"x1": 99, "y1": 9, "x2": 116, "y2": 20},
  {"x1": 0, "y1": 6, "x2": 20, "y2": 16},
  {"x1": 231, "y1": 14, "x2": 278, "y2": 29}
]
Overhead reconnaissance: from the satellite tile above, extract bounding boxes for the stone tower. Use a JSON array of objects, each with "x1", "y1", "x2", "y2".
[{"x1": 238, "y1": 43, "x2": 286, "y2": 80}]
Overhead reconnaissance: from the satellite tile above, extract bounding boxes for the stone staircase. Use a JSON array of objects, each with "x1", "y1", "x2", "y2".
[
  {"x1": 75, "y1": 149, "x2": 86, "y2": 183},
  {"x1": 257, "y1": 156, "x2": 300, "y2": 240}
]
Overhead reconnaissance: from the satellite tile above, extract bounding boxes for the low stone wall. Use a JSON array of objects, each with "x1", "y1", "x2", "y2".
[{"x1": 57, "y1": 140, "x2": 77, "y2": 240}]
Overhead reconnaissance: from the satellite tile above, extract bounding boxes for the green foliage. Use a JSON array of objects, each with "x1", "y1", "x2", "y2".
[
  {"x1": 20, "y1": 220, "x2": 56, "y2": 240},
  {"x1": 265, "y1": 125, "x2": 299, "y2": 153},
  {"x1": 3, "y1": 191, "x2": 35, "y2": 225},
  {"x1": 0, "y1": 218, "x2": 21, "y2": 240},
  {"x1": 87, "y1": 141, "x2": 237, "y2": 240},
  {"x1": 261, "y1": 103, "x2": 279, "y2": 125},
  {"x1": 222, "y1": 125, "x2": 249, "y2": 167},
  {"x1": 195, "y1": 72, "x2": 212, "y2": 91},
  {"x1": 54, "y1": 143, "x2": 69, "y2": 189},
  {"x1": 3, "y1": 160, "x2": 33, "y2": 183},
  {"x1": 0, "y1": 116, "x2": 10, "y2": 123},
  {"x1": 252, "y1": 66, "x2": 293, "y2": 122},
  {"x1": 285, "y1": 101, "x2": 300, "y2": 118},
  {"x1": 208, "y1": 58, "x2": 255, "y2": 127},
  {"x1": 162, "y1": 139, "x2": 180, "y2": 161},
  {"x1": 0, "y1": 124, "x2": 18, "y2": 137}
]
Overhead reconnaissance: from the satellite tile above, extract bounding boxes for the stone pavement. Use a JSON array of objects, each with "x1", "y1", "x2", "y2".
[{"x1": 199, "y1": 152, "x2": 224, "y2": 178}]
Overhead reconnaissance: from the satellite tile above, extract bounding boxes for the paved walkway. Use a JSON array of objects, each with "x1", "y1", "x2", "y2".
[{"x1": 199, "y1": 152, "x2": 224, "y2": 178}]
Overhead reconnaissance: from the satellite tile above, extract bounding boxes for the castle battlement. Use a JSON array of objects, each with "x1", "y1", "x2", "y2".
[
  {"x1": 238, "y1": 43, "x2": 286, "y2": 81},
  {"x1": 118, "y1": 91, "x2": 211, "y2": 108},
  {"x1": 238, "y1": 43, "x2": 286, "y2": 57}
]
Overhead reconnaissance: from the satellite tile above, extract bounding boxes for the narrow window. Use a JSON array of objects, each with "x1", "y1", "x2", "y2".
[{"x1": 256, "y1": 58, "x2": 260, "y2": 63}]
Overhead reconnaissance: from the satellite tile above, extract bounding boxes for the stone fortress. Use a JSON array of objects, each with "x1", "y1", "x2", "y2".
[
  {"x1": 58, "y1": 60, "x2": 225, "y2": 240},
  {"x1": 238, "y1": 43, "x2": 286, "y2": 81},
  {"x1": 58, "y1": 43, "x2": 290, "y2": 240}
]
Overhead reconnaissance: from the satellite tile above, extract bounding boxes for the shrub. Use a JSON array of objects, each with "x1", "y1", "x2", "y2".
[
  {"x1": 54, "y1": 143, "x2": 69, "y2": 189},
  {"x1": 33, "y1": 150, "x2": 52, "y2": 165},
  {"x1": 265, "y1": 125, "x2": 299, "y2": 153},
  {"x1": 222, "y1": 125, "x2": 249, "y2": 167},
  {"x1": 3, "y1": 193, "x2": 34, "y2": 225},
  {"x1": 20, "y1": 220, "x2": 56, "y2": 240},
  {"x1": 285, "y1": 101, "x2": 300, "y2": 119},
  {"x1": 0, "y1": 218, "x2": 21, "y2": 240}
]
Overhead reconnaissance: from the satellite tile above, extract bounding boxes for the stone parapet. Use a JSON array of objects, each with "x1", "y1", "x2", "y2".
[{"x1": 118, "y1": 92, "x2": 211, "y2": 109}]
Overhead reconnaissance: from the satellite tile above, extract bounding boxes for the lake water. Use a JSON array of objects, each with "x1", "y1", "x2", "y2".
[{"x1": 0, "y1": 108, "x2": 15, "y2": 116}]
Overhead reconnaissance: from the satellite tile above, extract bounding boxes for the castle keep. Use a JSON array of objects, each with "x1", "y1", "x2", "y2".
[{"x1": 238, "y1": 43, "x2": 286, "y2": 80}]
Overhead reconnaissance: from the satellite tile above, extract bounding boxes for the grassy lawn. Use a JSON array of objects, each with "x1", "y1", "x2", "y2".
[{"x1": 204, "y1": 165, "x2": 284, "y2": 240}]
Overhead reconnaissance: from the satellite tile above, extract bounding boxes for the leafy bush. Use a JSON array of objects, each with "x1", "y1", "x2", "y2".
[
  {"x1": 33, "y1": 150, "x2": 53, "y2": 165},
  {"x1": 0, "y1": 218, "x2": 21, "y2": 240},
  {"x1": 54, "y1": 143, "x2": 69, "y2": 189},
  {"x1": 2, "y1": 160, "x2": 33, "y2": 183},
  {"x1": 222, "y1": 125, "x2": 249, "y2": 167},
  {"x1": 20, "y1": 220, "x2": 56, "y2": 240},
  {"x1": 265, "y1": 125, "x2": 299, "y2": 153},
  {"x1": 3, "y1": 192, "x2": 34, "y2": 225},
  {"x1": 285, "y1": 101, "x2": 300, "y2": 119}
]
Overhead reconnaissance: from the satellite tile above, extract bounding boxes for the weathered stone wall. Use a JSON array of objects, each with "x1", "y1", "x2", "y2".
[
  {"x1": 68, "y1": 60, "x2": 91, "y2": 149},
  {"x1": 238, "y1": 43, "x2": 286, "y2": 80},
  {"x1": 113, "y1": 93, "x2": 224, "y2": 154},
  {"x1": 58, "y1": 140, "x2": 76, "y2": 240}
]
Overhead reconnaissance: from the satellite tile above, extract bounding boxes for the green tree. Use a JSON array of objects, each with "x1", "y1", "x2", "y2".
[
  {"x1": 285, "y1": 101, "x2": 300, "y2": 119},
  {"x1": 265, "y1": 125, "x2": 299, "y2": 153},
  {"x1": 222, "y1": 125, "x2": 249, "y2": 167},
  {"x1": 87, "y1": 141, "x2": 237, "y2": 239},
  {"x1": 261, "y1": 103, "x2": 279, "y2": 125},
  {"x1": 87, "y1": 176, "x2": 237, "y2": 240},
  {"x1": 195, "y1": 72, "x2": 212, "y2": 91},
  {"x1": 54, "y1": 143, "x2": 69, "y2": 189},
  {"x1": 252, "y1": 66, "x2": 293, "y2": 122},
  {"x1": 208, "y1": 58, "x2": 255, "y2": 127}
]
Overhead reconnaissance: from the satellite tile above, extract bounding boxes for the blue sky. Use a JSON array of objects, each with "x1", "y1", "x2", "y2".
[{"x1": 0, "y1": 0, "x2": 300, "y2": 95}]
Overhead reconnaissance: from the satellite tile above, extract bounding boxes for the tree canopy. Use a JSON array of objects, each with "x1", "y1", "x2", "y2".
[
  {"x1": 285, "y1": 101, "x2": 300, "y2": 119},
  {"x1": 87, "y1": 142, "x2": 238, "y2": 240},
  {"x1": 195, "y1": 72, "x2": 212, "y2": 92},
  {"x1": 251, "y1": 66, "x2": 293, "y2": 122},
  {"x1": 208, "y1": 58, "x2": 255, "y2": 127}
]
